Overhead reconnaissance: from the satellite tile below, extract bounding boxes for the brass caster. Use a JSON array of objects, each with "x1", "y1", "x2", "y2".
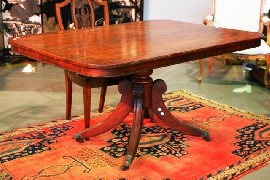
[
  {"x1": 202, "y1": 131, "x2": 211, "y2": 142},
  {"x1": 120, "y1": 165, "x2": 130, "y2": 171},
  {"x1": 204, "y1": 136, "x2": 211, "y2": 142},
  {"x1": 120, "y1": 155, "x2": 132, "y2": 171},
  {"x1": 73, "y1": 133, "x2": 85, "y2": 143}
]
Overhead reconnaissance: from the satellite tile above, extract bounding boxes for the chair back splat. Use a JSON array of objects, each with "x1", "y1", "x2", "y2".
[{"x1": 56, "y1": 0, "x2": 109, "y2": 31}]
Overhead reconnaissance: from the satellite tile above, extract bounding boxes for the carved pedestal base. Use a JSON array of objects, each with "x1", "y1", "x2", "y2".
[{"x1": 73, "y1": 70, "x2": 211, "y2": 170}]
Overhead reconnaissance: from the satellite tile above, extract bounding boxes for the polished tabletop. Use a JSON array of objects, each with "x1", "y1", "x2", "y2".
[{"x1": 9, "y1": 20, "x2": 262, "y2": 77}]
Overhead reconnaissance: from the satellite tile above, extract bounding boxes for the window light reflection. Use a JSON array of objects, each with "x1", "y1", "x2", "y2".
[
  {"x1": 22, "y1": 64, "x2": 35, "y2": 72},
  {"x1": 233, "y1": 85, "x2": 252, "y2": 93}
]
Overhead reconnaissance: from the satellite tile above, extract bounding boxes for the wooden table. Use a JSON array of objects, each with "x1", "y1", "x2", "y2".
[{"x1": 9, "y1": 20, "x2": 262, "y2": 170}]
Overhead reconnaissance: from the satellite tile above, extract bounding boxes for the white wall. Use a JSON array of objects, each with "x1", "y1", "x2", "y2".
[
  {"x1": 143, "y1": 0, "x2": 212, "y2": 24},
  {"x1": 264, "y1": 0, "x2": 270, "y2": 13}
]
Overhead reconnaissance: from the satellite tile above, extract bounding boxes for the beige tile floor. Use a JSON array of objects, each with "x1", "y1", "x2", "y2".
[{"x1": 0, "y1": 57, "x2": 269, "y2": 179}]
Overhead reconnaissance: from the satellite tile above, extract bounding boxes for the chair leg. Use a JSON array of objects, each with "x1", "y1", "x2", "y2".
[
  {"x1": 255, "y1": 58, "x2": 259, "y2": 66},
  {"x1": 208, "y1": 57, "x2": 213, "y2": 74},
  {"x1": 264, "y1": 55, "x2": 270, "y2": 88},
  {"x1": 98, "y1": 86, "x2": 107, "y2": 113},
  {"x1": 83, "y1": 82, "x2": 91, "y2": 129},
  {"x1": 198, "y1": 59, "x2": 204, "y2": 83},
  {"x1": 65, "y1": 71, "x2": 72, "y2": 120}
]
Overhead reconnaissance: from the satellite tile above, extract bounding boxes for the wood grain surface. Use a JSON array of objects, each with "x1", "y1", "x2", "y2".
[{"x1": 9, "y1": 20, "x2": 262, "y2": 77}]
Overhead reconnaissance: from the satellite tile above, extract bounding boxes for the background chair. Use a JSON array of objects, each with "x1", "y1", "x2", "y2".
[
  {"x1": 198, "y1": 0, "x2": 270, "y2": 88},
  {"x1": 55, "y1": 0, "x2": 127, "y2": 128}
]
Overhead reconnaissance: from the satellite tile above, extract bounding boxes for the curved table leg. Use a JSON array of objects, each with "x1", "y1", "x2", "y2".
[
  {"x1": 121, "y1": 84, "x2": 144, "y2": 171},
  {"x1": 152, "y1": 79, "x2": 210, "y2": 141},
  {"x1": 73, "y1": 80, "x2": 134, "y2": 142},
  {"x1": 74, "y1": 74, "x2": 210, "y2": 170}
]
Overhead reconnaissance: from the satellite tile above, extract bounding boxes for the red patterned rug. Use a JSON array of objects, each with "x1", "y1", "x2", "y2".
[{"x1": 0, "y1": 90, "x2": 269, "y2": 179}]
